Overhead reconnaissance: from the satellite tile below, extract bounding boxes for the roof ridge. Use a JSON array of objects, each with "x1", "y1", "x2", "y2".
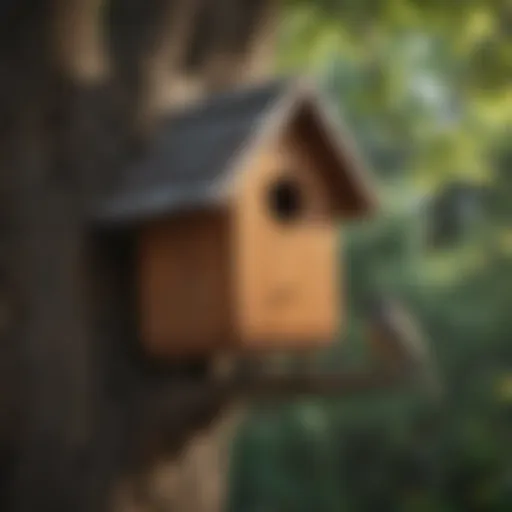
[{"x1": 160, "y1": 76, "x2": 294, "y2": 126}]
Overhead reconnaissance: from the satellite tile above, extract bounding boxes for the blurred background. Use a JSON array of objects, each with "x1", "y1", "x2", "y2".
[{"x1": 227, "y1": 1, "x2": 512, "y2": 510}]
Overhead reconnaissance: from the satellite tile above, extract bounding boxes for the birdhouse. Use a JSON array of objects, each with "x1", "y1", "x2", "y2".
[{"x1": 92, "y1": 78, "x2": 377, "y2": 359}]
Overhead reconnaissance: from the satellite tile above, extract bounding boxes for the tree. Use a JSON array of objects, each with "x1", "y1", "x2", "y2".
[{"x1": 0, "y1": 1, "x2": 277, "y2": 511}]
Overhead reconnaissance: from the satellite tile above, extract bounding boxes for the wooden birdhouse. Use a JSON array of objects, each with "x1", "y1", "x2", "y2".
[{"x1": 92, "y1": 78, "x2": 378, "y2": 359}]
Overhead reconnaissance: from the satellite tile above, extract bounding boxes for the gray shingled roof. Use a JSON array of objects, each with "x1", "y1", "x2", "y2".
[{"x1": 92, "y1": 79, "x2": 289, "y2": 224}]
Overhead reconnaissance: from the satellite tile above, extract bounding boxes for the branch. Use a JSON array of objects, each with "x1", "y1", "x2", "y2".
[
  {"x1": 234, "y1": 369, "x2": 405, "y2": 398},
  {"x1": 236, "y1": 0, "x2": 278, "y2": 84},
  {"x1": 52, "y1": 0, "x2": 109, "y2": 83},
  {"x1": 200, "y1": 0, "x2": 278, "y2": 90},
  {"x1": 141, "y1": 0, "x2": 204, "y2": 119},
  {"x1": 141, "y1": 0, "x2": 280, "y2": 117},
  {"x1": 144, "y1": 368, "x2": 407, "y2": 423}
]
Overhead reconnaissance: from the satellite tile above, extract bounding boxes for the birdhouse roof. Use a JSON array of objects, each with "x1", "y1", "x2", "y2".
[{"x1": 91, "y1": 77, "x2": 378, "y2": 225}]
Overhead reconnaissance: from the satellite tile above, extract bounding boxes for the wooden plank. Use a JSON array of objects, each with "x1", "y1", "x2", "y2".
[
  {"x1": 233, "y1": 127, "x2": 341, "y2": 350},
  {"x1": 138, "y1": 211, "x2": 232, "y2": 357}
]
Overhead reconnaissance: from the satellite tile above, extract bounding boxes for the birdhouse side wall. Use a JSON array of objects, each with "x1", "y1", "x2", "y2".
[
  {"x1": 137, "y1": 211, "x2": 233, "y2": 358},
  {"x1": 232, "y1": 128, "x2": 342, "y2": 351}
]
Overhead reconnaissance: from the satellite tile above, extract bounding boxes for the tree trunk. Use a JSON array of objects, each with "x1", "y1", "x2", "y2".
[
  {"x1": 0, "y1": 1, "x2": 277, "y2": 511},
  {"x1": 112, "y1": 406, "x2": 245, "y2": 512}
]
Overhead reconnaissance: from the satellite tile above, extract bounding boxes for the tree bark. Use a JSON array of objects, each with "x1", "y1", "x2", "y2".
[
  {"x1": 0, "y1": 1, "x2": 277, "y2": 511},
  {"x1": 111, "y1": 405, "x2": 245, "y2": 512}
]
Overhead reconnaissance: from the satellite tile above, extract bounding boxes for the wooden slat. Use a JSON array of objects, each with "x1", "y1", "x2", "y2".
[
  {"x1": 138, "y1": 211, "x2": 232, "y2": 357},
  {"x1": 233, "y1": 127, "x2": 341, "y2": 350}
]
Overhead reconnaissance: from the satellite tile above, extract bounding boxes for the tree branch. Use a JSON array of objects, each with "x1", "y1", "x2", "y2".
[
  {"x1": 52, "y1": 0, "x2": 109, "y2": 83},
  {"x1": 234, "y1": 369, "x2": 405, "y2": 398},
  {"x1": 141, "y1": 0, "x2": 204, "y2": 120}
]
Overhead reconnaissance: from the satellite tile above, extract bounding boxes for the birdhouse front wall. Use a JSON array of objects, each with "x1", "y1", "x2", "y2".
[{"x1": 232, "y1": 127, "x2": 342, "y2": 350}]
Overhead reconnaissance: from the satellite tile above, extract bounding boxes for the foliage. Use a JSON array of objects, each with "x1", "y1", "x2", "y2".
[{"x1": 228, "y1": 0, "x2": 512, "y2": 510}]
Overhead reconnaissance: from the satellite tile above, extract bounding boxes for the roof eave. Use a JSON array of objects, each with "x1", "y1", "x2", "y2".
[
  {"x1": 299, "y1": 83, "x2": 380, "y2": 220},
  {"x1": 89, "y1": 183, "x2": 224, "y2": 228}
]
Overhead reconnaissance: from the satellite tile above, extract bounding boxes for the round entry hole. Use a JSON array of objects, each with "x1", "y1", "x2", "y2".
[{"x1": 267, "y1": 178, "x2": 304, "y2": 223}]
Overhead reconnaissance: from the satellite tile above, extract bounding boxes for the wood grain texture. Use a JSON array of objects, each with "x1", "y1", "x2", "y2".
[
  {"x1": 138, "y1": 211, "x2": 232, "y2": 357},
  {"x1": 233, "y1": 122, "x2": 341, "y2": 351}
]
